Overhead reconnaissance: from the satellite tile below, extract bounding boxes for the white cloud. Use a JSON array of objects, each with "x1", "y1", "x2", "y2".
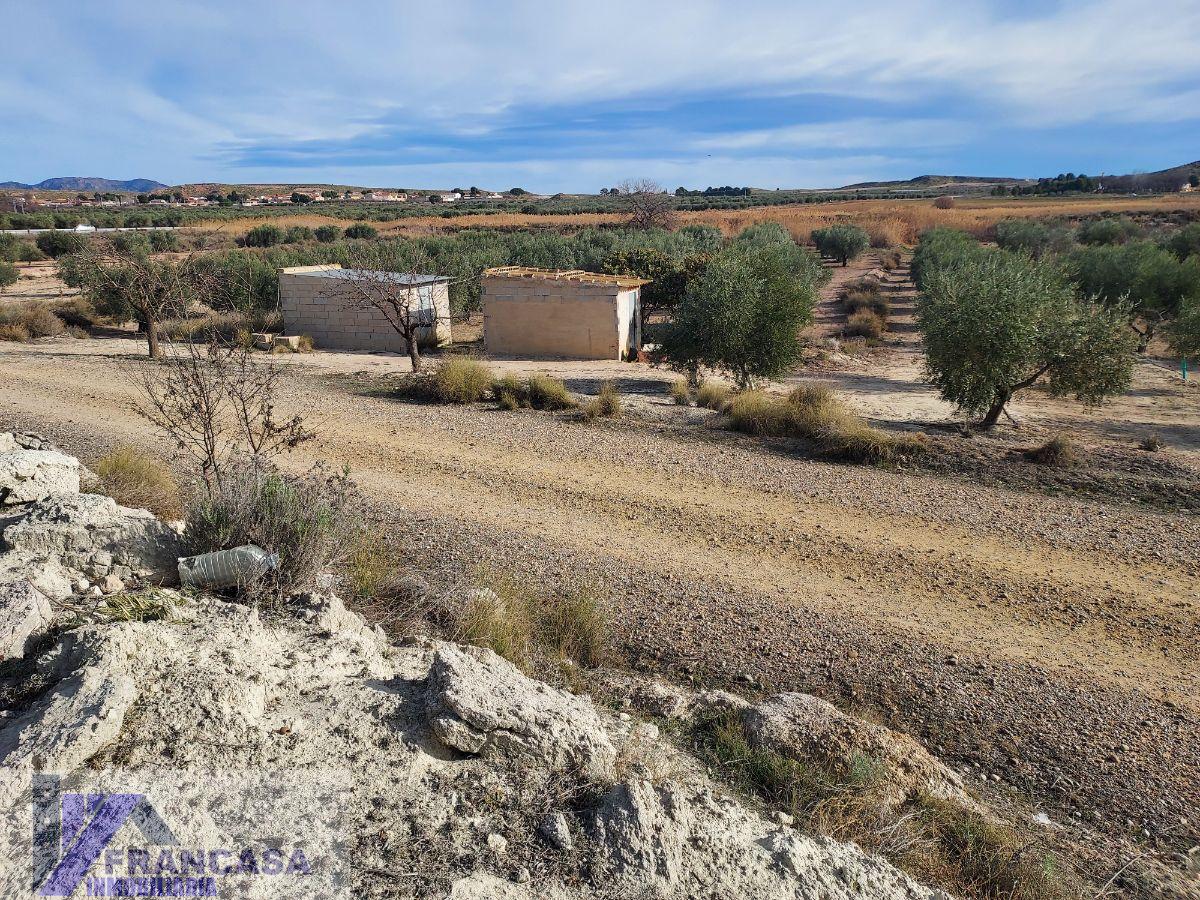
[{"x1": 1, "y1": 0, "x2": 1197, "y2": 185}]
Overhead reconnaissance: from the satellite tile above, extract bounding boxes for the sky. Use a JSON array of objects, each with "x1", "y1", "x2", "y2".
[{"x1": 3, "y1": 0, "x2": 1199, "y2": 192}]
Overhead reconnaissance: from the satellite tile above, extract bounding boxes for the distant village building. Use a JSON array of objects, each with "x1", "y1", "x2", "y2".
[
  {"x1": 481, "y1": 266, "x2": 647, "y2": 360},
  {"x1": 278, "y1": 264, "x2": 451, "y2": 353}
]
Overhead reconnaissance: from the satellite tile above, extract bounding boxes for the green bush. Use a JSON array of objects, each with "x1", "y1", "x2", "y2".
[
  {"x1": 911, "y1": 228, "x2": 986, "y2": 291},
  {"x1": 284, "y1": 225, "x2": 314, "y2": 243},
  {"x1": 1076, "y1": 217, "x2": 1137, "y2": 246},
  {"x1": 314, "y1": 225, "x2": 341, "y2": 243},
  {"x1": 0, "y1": 261, "x2": 17, "y2": 290},
  {"x1": 811, "y1": 225, "x2": 870, "y2": 265},
  {"x1": 344, "y1": 223, "x2": 378, "y2": 240},
  {"x1": 148, "y1": 230, "x2": 179, "y2": 252},
  {"x1": 994, "y1": 219, "x2": 1070, "y2": 258},
  {"x1": 243, "y1": 224, "x2": 285, "y2": 247},
  {"x1": 657, "y1": 240, "x2": 823, "y2": 388},
  {"x1": 36, "y1": 230, "x2": 86, "y2": 258},
  {"x1": 1164, "y1": 222, "x2": 1200, "y2": 261}
]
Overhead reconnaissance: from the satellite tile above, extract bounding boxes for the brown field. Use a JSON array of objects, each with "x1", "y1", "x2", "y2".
[{"x1": 189, "y1": 192, "x2": 1200, "y2": 246}]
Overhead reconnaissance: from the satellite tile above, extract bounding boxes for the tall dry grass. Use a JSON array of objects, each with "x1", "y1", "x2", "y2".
[{"x1": 188, "y1": 193, "x2": 1200, "y2": 247}]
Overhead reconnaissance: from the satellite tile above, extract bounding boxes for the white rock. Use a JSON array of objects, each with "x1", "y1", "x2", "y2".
[
  {"x1": 0, "y1": 550, "x2": 72, "y2": 601},
  {"x1": 3, "y1": 493, "x2": 182, "y2": 582},
  {"x1": 426, "y1": 644, "x2": 618, "y2": 779},
  {"x1": 0, "y1": 449, "x2": 80, "y2": 505},
  {"x1": 0, "y1": 579, "x2": 54, "y2": 659},
  {"x1": 487, "y1": 832, "x2": 508, "y2": 854},
  {"x1": 539, "y1": 812, "x2": 575, "y2": 851}
]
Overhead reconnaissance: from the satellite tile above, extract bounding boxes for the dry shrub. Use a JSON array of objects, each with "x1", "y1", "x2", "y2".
[
  {"x1": 844, "y1": 291, "x2": 890, "y2": 317},
  {"x1": 933, "y1": 196, "x2": 957, "y2": 209},
  {"x1": 880, "y1": 250, "x2": 903, "y2": 270},
  {"x1": 344, "y1": 533, "x2": 430, "y2": 633},
  {"x1": 1024, "y1": 435, "x2": 1078, "y2": 467},
  {"x1": 433, "y1": 356, "x2": 493, "y2": 403},
  {"x1": 163, "y1": 310, "x2": 282, "y2": 344},
  {"x1": 490, "y1": 373, "x2": 576, "y2": 410},
  {"x1": 0, "y1": 323, "x2": 31, "y2": 342},
  {"x1": 450, "y1": 570, "x2": 609, "y2": 675},
  {"x1": 184, "y1": 459, "x2": 366, "y2": 606},
  {"x1": 0, "y1": 302, "x2": 66, "y2": 339},
  {"x1": 1138, "y1": 433, "x2": 1164, "y2": 452},
  {"x1": 696, "y1": 380, "x2": 730, "y2": 410},
  {"x1": 527, "y1": 374, "x2": 577, "y2": 410},
  {"x1": 669, "y1": 379, "x2": 692, "y2": 405},
  {"x1": 726, "y1": 385, "x2": 925, "y2": 465},
  {"x1": 581, "y1": 380, "x2": 621, "y2": 420},
  {"x1": 50, "y1": 297, "x2": 99, "y2": 331},
  {"x1": 845, "y1": 310, "x2": 885, "y2": 339},
  {"x1": 94, "y1": 447, "x2": 182, "y2": 520},
  {"x1": 689, "y1": 710, "x2": 1083, "y2": 900}
]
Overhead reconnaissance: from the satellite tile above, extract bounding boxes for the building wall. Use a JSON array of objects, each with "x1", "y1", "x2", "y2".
[
  {"x1": 482, "y1": 277, "x2": 639, "y2": 360},
  {"x1": 279, "y1": 266, "x2": 451, "y2": 352}
]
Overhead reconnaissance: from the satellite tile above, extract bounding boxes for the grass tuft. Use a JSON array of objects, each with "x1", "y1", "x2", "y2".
[
  {"x1": 1024, "y1": 435, "x2": 1078, "y2": 467},
  {"x1": 450, "y1": 570, "x2": 609, "y2": 675},
  {"x1": 1138, "y1": 433, "x2": 1164, "y2": 452},
  {"x1": 94, "y1": 447, "x2": 183, "y2": 520},
  {"x1": 725, "y1": 385, "x2": 925, "y2": 465},
  {"x1": 0, "y1": 302, "x2": 66, "y2": 340},
  {"x1": 669, "y1": 379, "x2": 692, "y2": 406},
  {"x1": 433, "y1": 356, "x2": 493, "y2": 403},
  {"x1": 696, "y1": 381, "x2": 731, "y2": 410},
  {"x1": 845, "y1": 309, "x2": 885, "y2": 339},
  {"x1": 581, "y1": 380, "x2": 622, "y2": 421}
]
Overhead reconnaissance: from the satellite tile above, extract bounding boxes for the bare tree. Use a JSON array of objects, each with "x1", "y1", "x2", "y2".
[
  {"x1": 615, "y1": 179, "x2": 676, "y2": 230},
  {"x1": 319, "y1": 243, "x2": 452, "y2": 372},
  {"x1": 135, "y1": 338, "x2": 313, "y2": 494},
  {"x1": 60, "y1": 238, "x2": 201, "y2": 358}
]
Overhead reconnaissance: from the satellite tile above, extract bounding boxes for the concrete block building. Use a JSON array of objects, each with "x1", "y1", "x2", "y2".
[
  {"x1": 481, "y1": 266, "x2": 648, "y2": 360},
  {"x1": 278, "y1": 264, "x2": 451, "y2": 353}
]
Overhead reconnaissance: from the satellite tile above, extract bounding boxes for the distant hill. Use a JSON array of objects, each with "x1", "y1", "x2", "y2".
[
  {"x1": 0, "y1": 177, "x2": 169, "y2": 192},
  {"x1": 1092, "y1": 160, "x2": 1200, "y2": 193}
]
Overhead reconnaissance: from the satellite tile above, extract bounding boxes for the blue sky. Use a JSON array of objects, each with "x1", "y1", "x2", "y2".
[{"x1": 3, "y1": 0, "x2": 1199, "y2": 192}]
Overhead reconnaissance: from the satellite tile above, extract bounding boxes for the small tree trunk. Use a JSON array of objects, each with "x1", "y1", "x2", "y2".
[
  {"x1": 146, "y1": 318, "x2": 161, "y2": 359},
  {"x1": 407, "y1": 333, "x2": 422, "y2": 372},
  {"x1": 979, "y1": 391, "x2": 1010, "y2": 429}
]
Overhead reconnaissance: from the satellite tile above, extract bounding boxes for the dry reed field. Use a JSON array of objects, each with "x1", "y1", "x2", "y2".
[{"x1": 189, "y1": 193, "x2": 1200, "y2": 246}]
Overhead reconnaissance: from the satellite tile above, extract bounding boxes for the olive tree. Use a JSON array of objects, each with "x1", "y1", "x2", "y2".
[
  {"x1": 919, "y1": 252, "x2": 1136, "y2": 428},
  {"x1": 810, "y1": 225, "x2": 869, "y2": 266},
  {"x1": 1068, "y1": 242, "x2": 1200, "y2": 350},
  {"x1": 657, "y1": 240, "x2": 819, "y2": 388},
  {"x1": 1171, "y1": 296, "x2": 1200, "y2": 360}
]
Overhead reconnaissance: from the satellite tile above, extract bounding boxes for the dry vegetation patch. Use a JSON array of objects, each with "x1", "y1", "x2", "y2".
[
  {"x1": 725, "y1": 385, "x2": 926, "y2": 465},
  {"x1": 94, "y1": 447, "x2": 183, "y2": 520}
]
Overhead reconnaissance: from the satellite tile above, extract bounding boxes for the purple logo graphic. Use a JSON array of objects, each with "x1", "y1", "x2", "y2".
[{"x1": 31, "y1": 775, "x2": 313, "y2": 898}]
